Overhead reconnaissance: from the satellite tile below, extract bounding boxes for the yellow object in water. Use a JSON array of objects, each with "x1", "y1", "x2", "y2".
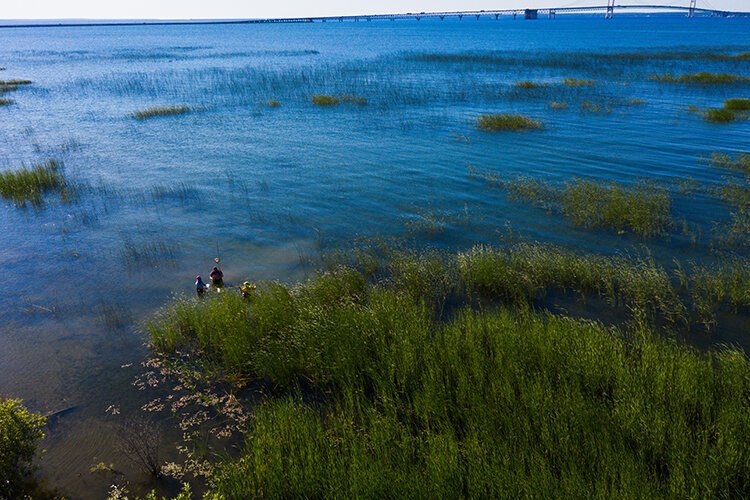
[{"x1": 240, "y1": 281, "x2": 257, "y2": 297}]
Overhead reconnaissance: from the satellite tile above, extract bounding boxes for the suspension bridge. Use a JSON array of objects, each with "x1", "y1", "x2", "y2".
[
  {"x1": 252, "y1": 2, "x2": 750, "y2": 23},
  {"x1": 0, "y1": 2, "x2": 747, "y2": 29}
]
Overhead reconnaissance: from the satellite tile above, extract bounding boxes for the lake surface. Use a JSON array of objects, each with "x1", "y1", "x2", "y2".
[{"x1": 1, "y1": 15, "x2": 749, "y2": 498}]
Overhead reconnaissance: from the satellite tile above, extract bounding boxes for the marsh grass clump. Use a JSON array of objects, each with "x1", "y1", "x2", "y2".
[
  {"x1": 563, "y1": 77, "x2": 595, "y2": 87},
  {"x1": 515, "y1": 81, "x2": 546, "y2": 89},
  {"x1": 0, "y1": 98, "x2": 13, "y2": 106},
  {"x1": 1, "y1": 399, "x2": 46, "y2": 498},
  {"x1": 340, "y1": 95, "x2": 367, "y2": 105},
  {"x1": 724, "y1": 98, "x2": 750, "y2": 111},
  {"x1": 0, "y1": 79, "x2": 32, "y2": 86},
  {"x1": 476, "y1": 114, "x2": 543, "y2": 132},
  {"x1": 651, "y1": 72, "x2": 750, "y2": 84},
  {"x1": 549, "y1": 101, "x2": 568, "y2": 110},
  {"x1": 266, "y1": 100, "x2": 282, "y2": 108},
  {"x1": 311, "y1": 95, "x2": 340, "y2": 106},
  {"x1": 560, "y1": 179, "x2": 672, "y2": 237},
  {"x1": 710, "y1": 152, "x2": 750, "y2": 175},
  {"x1": 0, "y1": 159, "x2": 68, "y2": 208},
  {"x1": 580, "y1": 100, "x2": 612, "y2": 114},
  {"x1": 132, "y1": 105, "x2": 190, "y2": 120},
  {"x1": 703, "y1": 108, "x2": 737, "y2": 123},
  {"x1": 482, "y1": 173, "x2": 672, "y2": 238}
]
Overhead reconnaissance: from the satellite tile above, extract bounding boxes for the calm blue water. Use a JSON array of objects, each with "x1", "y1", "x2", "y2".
[{"x1": 1, "y1": 15, "x2": 749, "y2": 498}]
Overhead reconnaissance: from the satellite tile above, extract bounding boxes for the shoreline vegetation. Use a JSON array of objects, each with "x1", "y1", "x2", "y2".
[{"x1": 141, "y1": 243, "x2": 750, "y2": 498}]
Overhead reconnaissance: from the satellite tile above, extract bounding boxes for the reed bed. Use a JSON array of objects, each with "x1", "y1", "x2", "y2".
[
  {"x1": 563, "y1": 77, "x2": 596, "y2": 86},
  {"x1": 651, "y1": 72, "x2": 750, "y2": 84},
  {"x1": 482, "y1": 174, "x2": 672, "y2": 238},
  {"x1": 0, "y1": 159, "x2": 67, "y2": 208},
  {"x1": 132, "y1": 105, "x2": 190, "y2": 120},
  {"x1": 312, "y1": 94, "x2": 367, "y2": 106},
  {"x1": 710, "y1": 152, "x2": 750, "y2": 175},
  {"x1": 147, "y1": 246, "x2": 750, "y2": 498},
  {"x1": 724, "y1": 98, "x2": 750, "y2": 111},
  {"x1": 476, "y1": 114, "x2": 543, "y2": 132},
  {"x1": 703, "y1": 108, "x2": 737, "y2": 123}
]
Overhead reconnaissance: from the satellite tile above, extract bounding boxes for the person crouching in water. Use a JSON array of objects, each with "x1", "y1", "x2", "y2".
[
  {"x1": 240, "y1": 281, "x2": 256, "y2": 299},
  {"x1": 210, "y1": 266, "x2": 224, "y2": 288},
  {"x1": 195, "y1": 275, "x2": 207, "y2": 297}
]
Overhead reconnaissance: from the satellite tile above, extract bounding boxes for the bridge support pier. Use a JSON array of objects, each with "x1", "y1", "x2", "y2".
[
  {"x1": 495, "y1": 14, "x2": 500, "y2": 20},
  {"x1": 549, "y1": 10, "x2": 556, "y2": 19},
  {"x1": 605, "y1": 0, "x2": 615, "y2": 18},
  {"x1": 689, "y1": 0, "x2": 697, "y2": 17}
]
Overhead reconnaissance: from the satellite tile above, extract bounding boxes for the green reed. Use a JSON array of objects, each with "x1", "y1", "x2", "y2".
[
  {"x1": 147, "y1": 251, "x2": 750, "y2": 498},
  {"x1": 476, "y1": 114, "x2": 543, "y2": 132},
  {"x1": 481, "y1": 174, "x2": 672, "y2": 238},
  {"x1": 704, "y1": 108, "x2": 737, "y2": 122},
  {"x1": 724, "y1": 98, "x2": 750, "y2": 111},
  {"x1": 311, "y1": 94, "x2": 339, "y2": 105},
  {"x1": 0, "y1": 159, "x2": 68, "y2": 208},
  {"x1": 563, "y1": 77, "x2": 596, "y2": 86},
  {"x1": 651, "y1": 72, "x2": 750, "y2": 84},
  {"x1": 132, "y1": 105, "x2": 190, "y2": 120}
]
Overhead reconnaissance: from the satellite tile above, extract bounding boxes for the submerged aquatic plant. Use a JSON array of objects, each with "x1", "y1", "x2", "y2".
[
  {"x1": 132, "y1": 105, "x2": 190, "y2": 120},
  {"x1": 476, "y1": 114, "x2": 543, "y2": 132},
  {"x1": 515, "y1": 81, "x2": 546, "y2": 89},
  {"x1": 0, "y1": 159, "x2": 67, "y2": 208},
  {"x1": 548, "y1": 101, "x2": 568, "y2": 110}
]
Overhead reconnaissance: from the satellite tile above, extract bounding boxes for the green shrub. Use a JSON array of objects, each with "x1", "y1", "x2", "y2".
[{"x1": 0, "y1": 399, "x2": 46, "y2": 498}]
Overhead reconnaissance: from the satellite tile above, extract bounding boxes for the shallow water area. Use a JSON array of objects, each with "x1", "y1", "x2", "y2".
[{"x1": 1, "y1": 15, "x2": 750, "y2": 498}]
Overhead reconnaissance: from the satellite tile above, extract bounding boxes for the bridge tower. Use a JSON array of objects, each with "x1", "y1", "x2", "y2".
[
  {"x1": 688, "y1": 0, "x2": 697, "y2": 17},
  {"x1": 605, "y1": 0, "x2": 615, "y2": 18}
]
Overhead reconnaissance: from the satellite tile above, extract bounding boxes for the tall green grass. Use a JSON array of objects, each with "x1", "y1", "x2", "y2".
[
  {"x1": 150, "y1": 262, "x2": 750, "y2": 498},
  {"x1": 482, "y1": 174, "x2": 672, "y2": 238},
  {"x1": 0, "y1": 159, "x2": 68, "y2": 208},
  {"x1": 476, "y1": 114, "x2": 543, "y2": 132}
]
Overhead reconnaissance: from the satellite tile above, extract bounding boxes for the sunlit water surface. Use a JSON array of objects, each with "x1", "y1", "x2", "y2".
[{"x1": 1, "y1": 15, "x2": 749, "y2": 498}]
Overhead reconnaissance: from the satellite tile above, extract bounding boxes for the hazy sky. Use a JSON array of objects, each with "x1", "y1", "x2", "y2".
[{"x1": 1, "y1": 0, "x2": 746, "y2": 20}]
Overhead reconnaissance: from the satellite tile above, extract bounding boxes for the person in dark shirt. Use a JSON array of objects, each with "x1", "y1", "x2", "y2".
[
  {"x1": 195, "y1": 275, "x2": 207, "y2": 297},
  {"x1": 209, "y1": 266, "x2": 224, "y2": 288}
]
